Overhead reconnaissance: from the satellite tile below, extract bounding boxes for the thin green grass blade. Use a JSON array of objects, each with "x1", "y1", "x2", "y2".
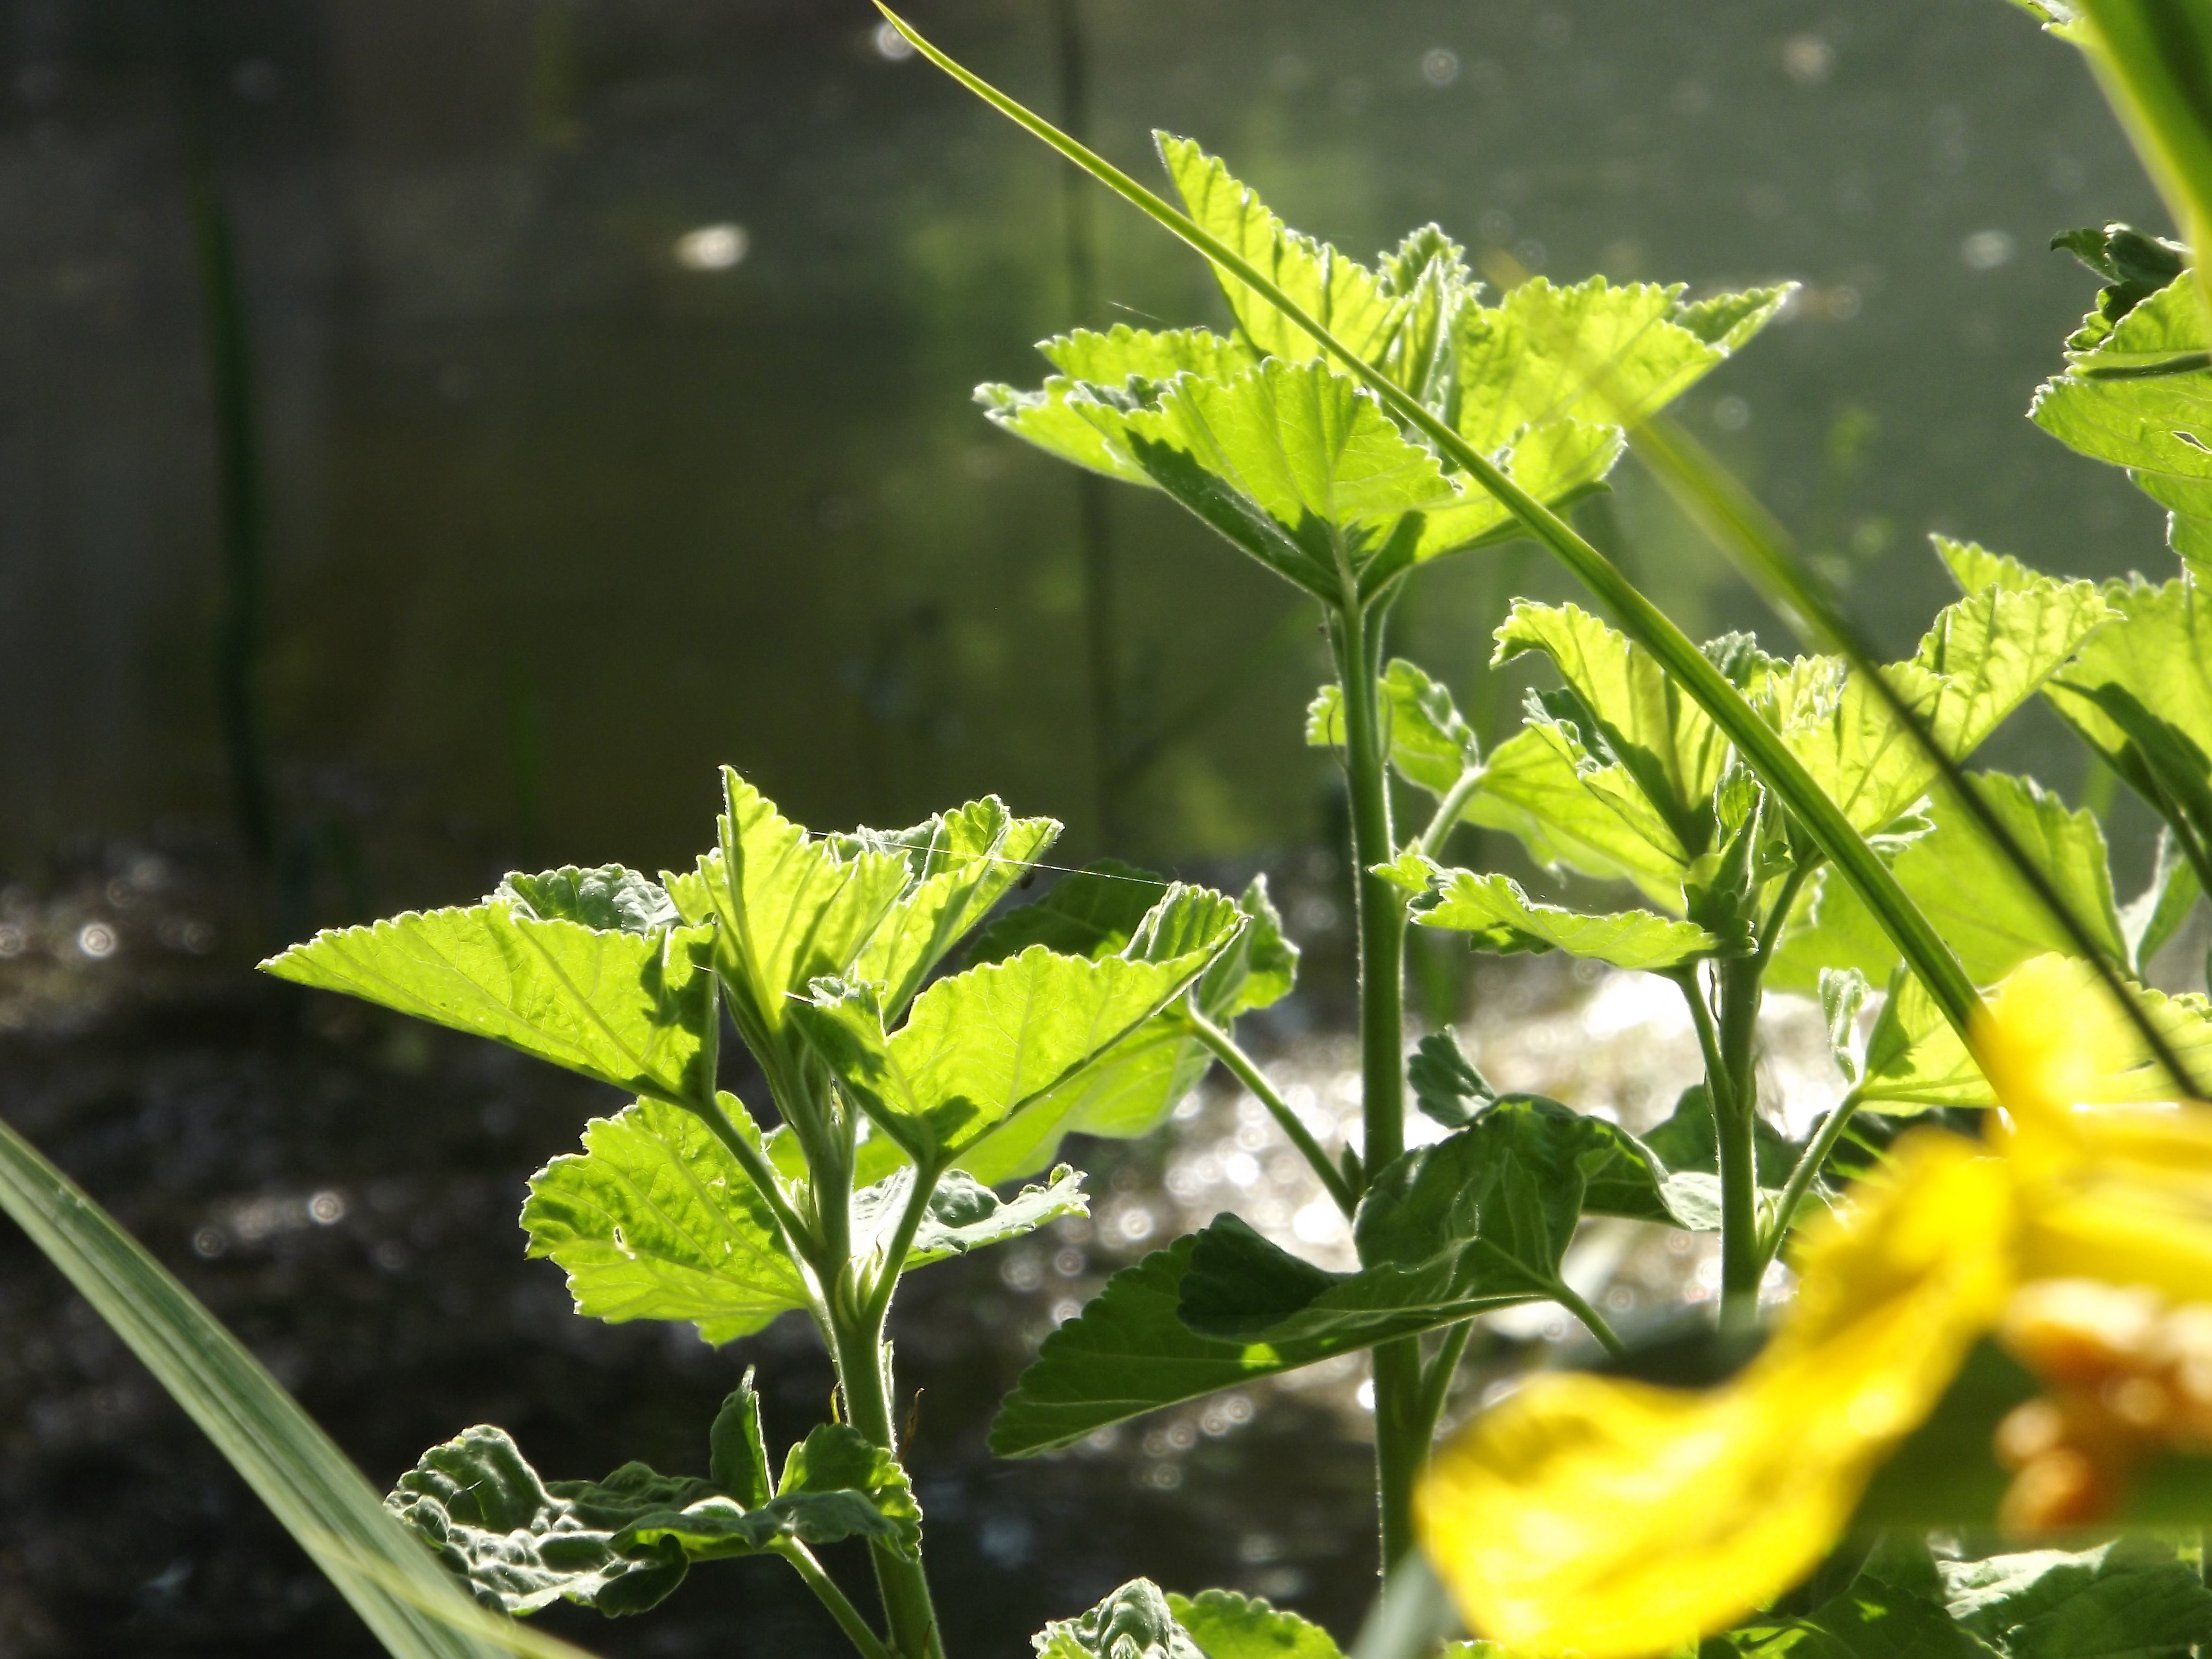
[
  {"x1": 0, "y1": 1114, "x2": 587, "y2": 1658},
  {"x1": 879, "y1": 3, "x2": 1987, "y2": 1041},
  {"x1": 1622, "y1": 409, "x2": 2206, "y2": 1096}
]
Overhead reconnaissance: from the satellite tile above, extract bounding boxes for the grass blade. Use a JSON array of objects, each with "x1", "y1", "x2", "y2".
[
  {"x1": 880, "y1": 3, "x2": 1987, "y2": 1041},
  {"x1": 0, "y1": 1113, "x2": 591, "y2": 1658}
]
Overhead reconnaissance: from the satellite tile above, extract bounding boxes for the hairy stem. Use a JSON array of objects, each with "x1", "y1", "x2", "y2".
[
  {"x1": 1333, "y1": 603, "x2": 1424, "y2": 1575},
  {"x1": 1712, "y1": 954, "x2": 1766, "y2": 1333},
  {"x1": 830, "y1": 1304, "x2": 942, "y2": 1659},
  {"x1": 778, "y1": 1540, "x2": 894, "y2": 1659},
  {"x1": 1413, "y1": 1321, "x2": 1475, "y2": 1444},
  {"x1": 1549, "y1": 1279, "x2": 1628, "y2": 1359},
  {"x1": 1187, "y1": 1007, "x2": 1358, "y2": 1215},
  {"x1": 862, "y1": 1158, "x2": 947, "y2": 1330},
  {"x1": 1761, "y1": 1090, "x2": 1863, "y2": 1269},
  {"x1": 1418, "y1": 767, "x2": 1486, "y2": 862}
]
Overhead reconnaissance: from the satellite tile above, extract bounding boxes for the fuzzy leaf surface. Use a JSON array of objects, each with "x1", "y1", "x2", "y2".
[
  {"x1": 1167, "y1": 1590, "x2": 1344, "y2": 1659},
  {"x1": 977, "y1": 326, "x2": 1258, "y2": 485},
  {"x1": 1037, "y1": 1576, "x2": 1208, "y2": 1659}
]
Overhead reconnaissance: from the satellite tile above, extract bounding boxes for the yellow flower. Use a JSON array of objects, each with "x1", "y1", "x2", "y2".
[{"x1": 1415, "y1": 955, "x2": 2212, "y2": 1659}]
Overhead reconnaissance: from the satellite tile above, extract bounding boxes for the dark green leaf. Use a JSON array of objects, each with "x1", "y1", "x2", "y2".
[
  {"x1": 1941, "y1": 1538, "x2": 2212, "y2": 1659},
  {"x1": 2051, "y1": 223, "x2": 2190, "y2": 348},
  {"x1": 1640, "y1": 1084, "x2": 1801, "y2": 1188},
  {"x1": 1037, "y1": 1576, "x2": 1208, "y2": 1659},
  {"x1": 708, "y1": 1372, "x2": 772, "y2": 1510},
  {"x1": 1409, "y1": 1030, "x2": 1496, "y2": 1129}
]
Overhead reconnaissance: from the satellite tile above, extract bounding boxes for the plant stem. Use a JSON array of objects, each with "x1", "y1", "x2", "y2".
[
  {"x1": 1712, "y1": 953, "x2": 1766, "y2": 1333},
  {"x1": 1549, "y1": 1280, "x2": 1627, "y2": 1359},
  {"x1": 830, "y1": 1304, "x2": 942, "y2": 1659},
  {"x1": 862, "y1": 1158, "x2": 947, "y2": 1329},
  {"x1": 1418, "y1": 767, "x2": 1486, "y2": 861},
  {"x1": 1332, "y1": 603, "x2": 1424, "y2": 1574},
  {"x1": 1760, "y1": 1091, "x2": 1863, "y2": 1269},
  {"x1": 1186, "y1": 1008, "x2": 1358, "y2": 1215},
  {"x1": 779, "y1": 1541, "x2": 894, "y2": 1659}
]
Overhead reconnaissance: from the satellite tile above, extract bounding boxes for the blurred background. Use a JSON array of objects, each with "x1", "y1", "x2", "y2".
[{"x1": 0, "y1": 0, "x2": 2180, "y2": 1652}]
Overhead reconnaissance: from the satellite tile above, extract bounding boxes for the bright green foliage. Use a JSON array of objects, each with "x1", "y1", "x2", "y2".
[
  {"x1": 794, "y1": 884, "x2": 1240, "y2": 1171},
  {"x1": 1454, "y1": 276, "x2": 1787, "y2": 453},
  {"x1": 977, "y1": 327, "x2": 1257, "y2": 486},
  {"x1": 1387, "y1": 854, "x2": 1724, "y2": 971},
  {"x1": 1461, "y1": 724, "x2": 1695, "y2": 905},
  {"x1": 2034, "y1": 270, "x2": 2212, "y2": 569},
  {"x1": 1771, "y1": 576, "x2": 2111, "y2": 834},
  {"x1": 523, "y1": 1095, "x2": 806, "y2": 1343},
  {"x1": 1166, "y1": 1591, "x2": 1344, "y2": 1659},
  {"x1": 1157, "y1": 135, "x2": 1411, "y2": 369},
  {"x1": 1035, "y1": 1577, "x2": 1207, "y2": 1659},
  {"x1": 1306, "y1": 659, "x2": 1480, "y2": 796},
  {"x1": 2049, "y1": 223, "x2": 2189, "y2": 352},
  {"x1": 951, "y1": 868, "x2": 1296, "y2": 1180},
  {"x1": 262, "y1": 884, "x2": 719, "y2": 1108},
  {"x1": 388, "y1": 1403, "x2": 920, "y2": 1617},
  {"x1": 1771, "y1": 774, "x2": 2129, "y2": 991},
  {"x1": 523, "y1": 1095, "x2": 1085, "y2": 1343}
]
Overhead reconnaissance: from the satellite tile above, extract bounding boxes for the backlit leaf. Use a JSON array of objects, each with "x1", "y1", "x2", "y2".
[
  {"x1": 2032, "y1": 275, "x2": 2212, "y2": 571},
  {"x1": 1770, "y1": 774, "x2": 2127, "y2": 994},
  {"x1": 1460, "y1": 725, "x2": 1691, "y2": 906},
  {"x1": 1306, "y1": 659, "x2": 1481, "y2": 797},
  {"x1": 1156, "y1": 136, "x2": 1407, "y2": 368},
  {"x1": 263, "y1": 899, "x2": 717, "y2": 1108},
  {"x1": 977, "y1": 327, "x2": 1258, "y2": 486},
  {"x1": 1456, "y1": 276, "x2": 1787, "y2": 455},
  {"x1": 521, "y1": 1095, "x2": 807, "y2": 1345},
  {"x1": 1397, "y1": 858, "x2": 1723, "y2": 971},
  {"x1": 1166, "y1": 1590, "x2": 1345, "y2": 1659}
]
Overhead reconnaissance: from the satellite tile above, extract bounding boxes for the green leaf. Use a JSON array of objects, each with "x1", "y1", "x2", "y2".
[
  {"x1": 906, "y1": 1165, "x2": 1088, "y2": 1261},
  {"x1": 2121, "y1": 828, "x2": 2203, "y2": 973},
  {"x1": 1074, "y1": 357, "x2": 1462, "y2": 600},
  {"x1": 989, "y1": 1233, "x2": 1335, "y2": 1456},
  {"x1": 522, "y1": 1095, "x2": 808, "y2": 1344},
  {"x1": 1821, "y1": 967, "x2": 1871, "y2": 1086},
  {"x1": 1037, "y1": 1576, "x2": 1207, "y2": 1659},
  {"x1": 1728, "y1": 1571, "x2": 1994, "y2": 1659},
  {"x1": 1851, "y1": 961, "x2": 2212, "y2": 1114},
  {"x1": 496, "y1": 865, "x2": 681, "y2": 934},
  {"x1": 1195, "y1": 876, "x2": 1300, "y2": 1022},
  {"x1": 708, "y1": 1373, "x2": 772, "y2": 1510},
  {"x1": 1409, "y1": 1030, "x2": 1497, "y2": 1129},
  {"x1": 796, "y1": 885, "x2": 1242, "y2": 1171},
  {"x1": 1166, "y1": 1101, "x2": 1714, "y2": 1362},
  {"x1": 1770, "y1": 774, "x2": 2127, "y2": 994},
  {"x1": 1493, "y1": 600, "x2": 1739, "y2": 854},
  {"x1": 390, "y1": 1420, "x2": 921, "y2": 1618},
  {"x1": 840, "y1": 794, "x2": 1063, "y2": 1018},
  {"x1": 967, "y1": 859, "x2": 1170, "y2": 965},
  {"x1": 1774, "y1": 574, "x2": 2112, "y2": 833},
  {"x1": 1399, "y1": 859, "x2": 1724, "y2": 971},
  {"x1": 2031, "y1": 276, "x2": 2212, "y2": 571},
  {"x1": 1455, "y1": 276, "x2": 1787, "y2": 454},
  {"x1": 262, "y1": 900, "x2": 718, "y2": 1108},
  {"x1": 665, "y1": 768, "x2": 911, "y2": 1097},
  {"x1": 1305, "y1": 659, "x2": 1480, "y2": 796},
  {"x1": 2038, "y1": 576, "x2": 2212, "y2": 888},
  {"x1": 977, "y1": 327, "x2": 1258, "y2": 486},
  {"x1": 2051, "y1": 223, "x2": 2190, "y2": 350},
  {"x1": 1166, "y1": 1590, "x2": 1344, "y2": 1659},
  {"x1": 1156, "y1": 136, "x2": 1408, "y2": 368},
  {"x1": 1460, "y1": 724, "x2": 1693, "y2": 907},
  {"x1": 0, "y1": 1116, "x2": 516, "y2": 1659},
  {"x1": 389, "y1": 1426, "x2": 710, "y2": 1616},
  {"x1": 1940, "y1": 1538, "x2": 2212, "y2": 1659}
]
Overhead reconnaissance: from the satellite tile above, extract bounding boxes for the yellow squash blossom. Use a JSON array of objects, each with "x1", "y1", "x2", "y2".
[{"x1": 1416, "y1": 955, "x2": 2212, "y2": 1659}]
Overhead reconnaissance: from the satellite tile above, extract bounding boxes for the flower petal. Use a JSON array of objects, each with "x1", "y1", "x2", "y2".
[{"x1": 1418, "y1": 1133, "x2": 2011, "y2": 1658}]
